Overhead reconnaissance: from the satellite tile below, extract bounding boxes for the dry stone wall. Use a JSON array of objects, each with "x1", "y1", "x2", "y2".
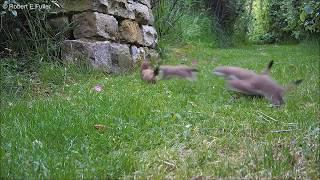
[{"x1": 50, "y1": 0, "x2": 158, "y2": 74}]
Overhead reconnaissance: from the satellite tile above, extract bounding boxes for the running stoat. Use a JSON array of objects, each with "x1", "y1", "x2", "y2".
[
  {"x1": 213, "y1": 60, "x2": 302, "y2": 106},
  {"x1": 157, "y1": 65, "x2": 198, "y2": 81}
]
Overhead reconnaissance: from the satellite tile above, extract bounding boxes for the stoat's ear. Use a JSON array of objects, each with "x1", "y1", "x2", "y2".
[
  {"x1": 262, "y1": 60, "x2": 274, "y2": 75},
  {"x1": 154, "y1": 66, "x2": 160, "y2": 76},
  {"x1": 141, "y1": 61, "x2": 151, "y2": 70}
]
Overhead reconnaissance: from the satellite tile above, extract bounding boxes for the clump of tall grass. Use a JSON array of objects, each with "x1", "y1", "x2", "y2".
[{"x1": 152, "y1": 0, "x2": 217, "y2": 56}]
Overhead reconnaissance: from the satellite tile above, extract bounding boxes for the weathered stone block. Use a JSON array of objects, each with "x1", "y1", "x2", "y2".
[
  {"x1": 63, "y1": 0, "x2": 135, "y2": 19},
  {"x1": 58, "y1": 0, "x2": 159, "y2": 74},
  {"x1": 48, "y1": 16, "x2": 72, "y2": 38},
  {"x1": 142, "y1": 47, "x2": 160, "y2": 60},
  {"x1": 132, "y1": 2, "x2": 154, "y2": 25},
  {"x1": 142, "y1": 25, "x2": 158, "y2": 48},
  {"x1": 73, "y1": 12, "x2": 118, "y2": 41},
  {"x1": 110, "y1": 43, "x2": 134, "y2": 72},
  {"x1": 62, "y1": 40, "x2": 133, "y2": 73},
  {"x1": 48, "y1": 16, "x2": 69, "y2": 31},
  {"x1": 131, "y1": 45, "x2": 144, "y2": 63},
  {"x1": 130, "y1": 46, "x2": 159, "y2": 65},
  {"x1": 108, "y1": 0, "x2": 135, "y2": 19},
  {"x1": 63, "y1": 0, "x2": 108, "y2": 13},
  {"x1": 137, "y1": 0, "x2": 151, "y2": 8},
  {"x1": 119, "y1": 20, "x2": 143, "y2": 45}
]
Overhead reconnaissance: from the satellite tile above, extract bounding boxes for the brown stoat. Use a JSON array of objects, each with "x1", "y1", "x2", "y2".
[
  {"x1": 213, "y1": 60, "x2": 274, "y2": 80},
  {"x1": 213, "y1": 60, "x2": 302, "y2": 106},
  {"x1": 157, "y1": 65, "x2": 198, "y2": 80},
  {"x1": 140, "y1": 61, "x2": 158, "y2": 83},
  {"x1": 228, "y1": 76, "x2": 302, "y2": 106}
]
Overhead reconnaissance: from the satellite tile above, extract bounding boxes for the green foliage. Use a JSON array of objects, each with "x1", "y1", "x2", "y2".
[
  {"x1": 300, "y1": 1, "x2": 320, "y2": 33},
  {"x1": 205, "y1": 0, "x2": 243, "y2": 47},
  {"x1": 153, "y1": 0, "x2": 217, "y2": 53},
  {"x1": 0, "y1": 56, "x2": 41, "y2": 99},
  {"x1": 232, "y1": 0, "x2": 254, "y2": 45},
  {"x1": 1, "y1": 0, "x2": 65, "y2": 56},
  {"x1": 248, "y1": 0, "x2": 320, "y2": 43},
  {"x1": 180, "y1": 13, "x2": 216, "y2": 44},
  {"x1": 0, "y1": 0, "x2": 72, "y2": 99},
  {"x1": 153, "y1": 0, "x2": 187, "y2": 43},
  {"x1": 0, "y1": 56, "x2": 99, "y2": 102}
]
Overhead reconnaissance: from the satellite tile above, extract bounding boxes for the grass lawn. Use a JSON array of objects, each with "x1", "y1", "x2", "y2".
[{"x1": 1, "y1": 42, "x2": 319, "y2": 179}]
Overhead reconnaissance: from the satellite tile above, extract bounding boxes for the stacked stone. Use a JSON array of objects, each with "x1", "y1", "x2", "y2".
[{"x1": 50, "y1": 0, "x2": 159, "y2": 73}]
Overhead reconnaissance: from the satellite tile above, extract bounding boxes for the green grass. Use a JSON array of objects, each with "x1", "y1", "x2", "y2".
[{"x1": 1, "y1": 42, "x2": 319, "y2": 179}]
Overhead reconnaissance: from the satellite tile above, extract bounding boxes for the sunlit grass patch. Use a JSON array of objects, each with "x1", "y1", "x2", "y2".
[{"x1": 1, "y1": 43, "x2": 319, "y2": 179}]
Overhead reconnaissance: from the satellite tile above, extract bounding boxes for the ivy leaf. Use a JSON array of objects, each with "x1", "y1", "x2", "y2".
[
  {"x1": 300, "y1": 11, "x2": 307, "y2": 22},
  {"x1": 304, "y1": 5, "x2": 313, "y2": 15}
]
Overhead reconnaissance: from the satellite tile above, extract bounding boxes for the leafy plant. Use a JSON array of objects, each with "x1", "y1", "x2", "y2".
[
  {"x1": 248, "y1": 0, "x2": 319, "y2": 43},
  {"x1": 300, "y1": 1, "x2": 320, "y2": 33}
]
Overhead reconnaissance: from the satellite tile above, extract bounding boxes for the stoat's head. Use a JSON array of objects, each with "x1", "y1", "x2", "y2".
[{"x1": 141, "y1": 61, "x2": 152, "y2": 71}]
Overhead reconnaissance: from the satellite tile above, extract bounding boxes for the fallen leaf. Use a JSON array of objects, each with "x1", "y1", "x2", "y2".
[{"x1": 94, "y1": 124, "x2": 106, "y2": 130}]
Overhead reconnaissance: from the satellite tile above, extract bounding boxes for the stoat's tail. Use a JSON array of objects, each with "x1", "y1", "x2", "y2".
[{"x1": 262, "y1": 60, "x2": 274, "y2": 75}]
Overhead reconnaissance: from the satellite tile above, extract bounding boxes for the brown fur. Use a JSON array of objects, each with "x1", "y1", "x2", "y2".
[
  {"x1": 140, "y1": 61, "x2": 156, "y2": 83},
  {"x1": 228, "y1": 74, "x2": 285, "y2": 105},
  {"x1": 214, "y1": 66, "x2": 256, "y2": 80},
  {"x1": 213, "y1": 61, "x2": 301, "y2": 106},
  {"x1": 213, "y1": 60, "x2": 273, "y2": 80},
  {"x1": 158, "y1": 65, "x2": 198, "y2": 80}
]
